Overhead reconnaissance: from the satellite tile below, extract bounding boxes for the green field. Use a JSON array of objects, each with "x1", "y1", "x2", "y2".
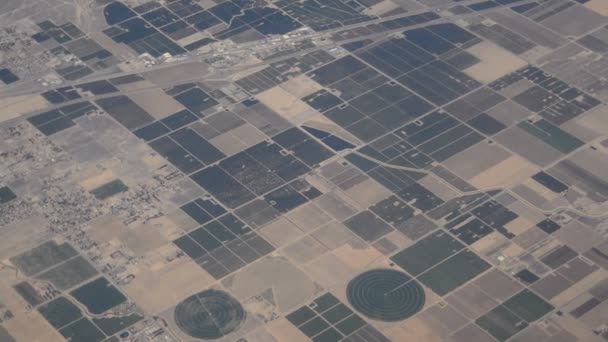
[
  {"x1": 70, "y1": 277, "x2": 127, "y2": 315},
  {"x1": 503, "y1": 290, "x2": 554, "y2": 322},
  {"x1": 418, "y1": 249, "x2": 491, "y2": 295},
  {"x1": 37, "y1": 256, "x2": 98, "y2": 290},
  {"x1": 476, "y1": 305, "x2": 528, "y2": 341},
  {"x1": 518, "y1": 120, "x2": 583, "y2": 154},
  {"x1": 390, "y1": 230, "x2": 464, "y2": 276},
  {"x1": 38, "y1": 297, "x2": 83, "y2": 329},
  {"x1": 59, "y1": 318, "x2": 106, "y2": 342}
]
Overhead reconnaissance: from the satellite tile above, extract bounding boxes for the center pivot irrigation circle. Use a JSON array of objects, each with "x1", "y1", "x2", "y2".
[
  {"x1": 174, "y1": 289, "x2": 246, "y2": 340},
  {"x1": 346, "y1": 269, "x2": 425, "y2": 322}
]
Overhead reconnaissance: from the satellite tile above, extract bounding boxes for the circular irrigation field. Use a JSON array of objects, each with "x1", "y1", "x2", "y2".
[
  {"x1": 346, "y1": 269, "x2": 425, "y2": 322},
  {"x1": 174, "y1": 289, "x2": 246, "y2": 340}
]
